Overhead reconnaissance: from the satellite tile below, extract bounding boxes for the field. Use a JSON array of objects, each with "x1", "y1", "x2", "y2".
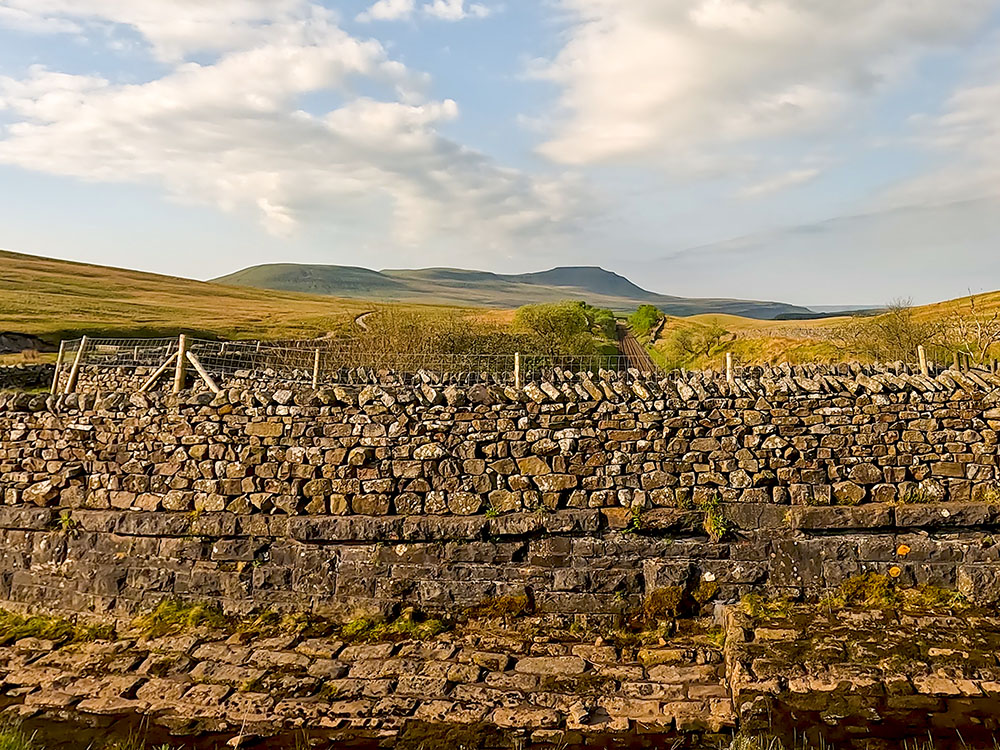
[
  {"x1": 649, "y1": 288, "x2": 1000, "y2": 370},
  {"x1": 648, "y1": 313, "x2": 847, "y2": 370},
  {"x1": 3, "y1": 248, "x2": 997, "y2": 371},
  {"x1": 0, "y1": 250, "x2": 470, "y2": 343}
]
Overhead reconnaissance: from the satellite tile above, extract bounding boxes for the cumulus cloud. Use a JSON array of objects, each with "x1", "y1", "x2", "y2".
[
  {"x1": 0, "y1": 3, "x2": 576, "y2": 245},
  {"x1": 0, "y1": 5, "x2": 80, "y2": 34},
  {"x1": 0, "y1": 0, "x2": 317, "y2": 61},
  {"x1": 423, "y1": 0, "x2": 490, "y2": 20},
  {"x1": 537, "y1": 0, "x2": 996, "y2": 168},
  {"x1": 357, "y1": 0, "x2": 491, "y2": 23},
  {"x1": 356, "y1": 0, "x2": 415, "y2": 23}
]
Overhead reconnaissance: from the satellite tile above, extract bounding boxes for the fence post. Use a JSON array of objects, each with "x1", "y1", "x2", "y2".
[
  {"x1": 514, "y1": 352, "x2": 522, "y2": 390},
  {"x1": 63, "y1": 336, "x2": 88, "y2": 395},
  {"x1": 173, "y1": 334, "x2": 188, "y2": 394},
  {"x1": 917, "y1": 345, "x2": 928, "y2": 377},
  {"x1": 725, "y1": 352, "x2": 734, "y2": 384},
  {"x1": 952, "y1": 352, "x2": 960, "y2": 371},
  {"x1": 50, "y1": 341, "x2": 66, "y2": 396},
  {"x1": 312, "y1": 349, "x2": 320, "y2": 389}
]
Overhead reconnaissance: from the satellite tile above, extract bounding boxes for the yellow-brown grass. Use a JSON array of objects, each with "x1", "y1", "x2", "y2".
[{"x1": 0, "y1": 249, "x2": 474, "y2": 342}]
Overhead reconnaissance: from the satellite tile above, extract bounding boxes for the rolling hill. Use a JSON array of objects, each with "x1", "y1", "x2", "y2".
[
  {"x1": 213, "y1": 263, "x2": 812, "y2": 319},
  {"x1": 0, "y1": 249, "x2": 464, "y2": 343}
]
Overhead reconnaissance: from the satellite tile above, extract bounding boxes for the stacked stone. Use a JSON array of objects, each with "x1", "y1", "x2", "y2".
[
  {"x1": 0, "y1": 627, "x2": 733, "y2": 741},
  {"x1": 3, "y1": 364, "x2": 1000, "y2": 517},
  {"x1": 0, "y1": 364, "x2": 55, "y2": 392},
  {"x1": 0, "y1": 366, "x2": 998, "y2": 619}
]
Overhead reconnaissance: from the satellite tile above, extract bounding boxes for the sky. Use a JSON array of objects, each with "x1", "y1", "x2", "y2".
[{"x1": 0, "y1": 0, "x2": 999, "y2": 307}]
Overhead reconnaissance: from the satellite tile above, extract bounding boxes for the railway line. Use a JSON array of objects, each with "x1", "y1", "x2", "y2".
[{"x1": 616, "y1": 323, "x2": 659, "y2": 372}]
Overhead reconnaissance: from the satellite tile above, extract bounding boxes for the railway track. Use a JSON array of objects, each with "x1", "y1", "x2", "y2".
[{"x1": 617, "y1": 323, "x2": 658, "y2": 372}]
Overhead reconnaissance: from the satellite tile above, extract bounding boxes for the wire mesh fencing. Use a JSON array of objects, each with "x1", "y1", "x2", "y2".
[{"x1": 59, "y1": 335, "x2": 663, "y2": 391}]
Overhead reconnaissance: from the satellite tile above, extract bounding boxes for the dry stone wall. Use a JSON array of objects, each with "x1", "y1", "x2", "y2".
[
  {"x1": 0, "y1": 364, "x2": 54, "y2": 392},
  {"x1": 3, "y1": 365, "x2": 1000, "y2": 621}
]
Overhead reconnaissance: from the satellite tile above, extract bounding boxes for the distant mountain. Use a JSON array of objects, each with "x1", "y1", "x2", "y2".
[{"x1": 214, "y1": 263, "x2": 812, "y2": 319}]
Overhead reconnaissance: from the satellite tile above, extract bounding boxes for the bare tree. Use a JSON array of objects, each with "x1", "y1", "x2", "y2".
[
  {"x1": 834, "y1": 298, "x2": 942, "y2": 363},
  {"x1": 944, "y1": 294, "x2": 1000, "y2": 366}
]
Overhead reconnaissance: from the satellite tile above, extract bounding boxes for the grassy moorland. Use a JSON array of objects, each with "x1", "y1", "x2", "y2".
[
  {"x1": 0, "y1": 250, "x2": 470, "y2": 343},
  {"x1": 647, "y1": 288, "x2": 1000, "y2": 370},
  {"x1": 648, "y1": 313, "x2": 846, "y2": 370}
]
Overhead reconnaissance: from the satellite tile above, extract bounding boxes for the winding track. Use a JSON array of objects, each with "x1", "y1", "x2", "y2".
[{"x1": 617, "y1": 323, "x2": 658, "y2": 372}]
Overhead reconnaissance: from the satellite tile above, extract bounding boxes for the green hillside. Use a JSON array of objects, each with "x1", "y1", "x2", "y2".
[
  {"x1": 214, "y1": 263, "x2": 811, "y2": 320},
  {"x1": 0, "y1": 250, "x2": 462, "y2": 342}
]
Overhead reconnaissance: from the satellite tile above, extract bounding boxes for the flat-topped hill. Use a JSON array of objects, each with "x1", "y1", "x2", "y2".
[{"x1": 213, "y1": 262, "x2": 813, "y2": 319}]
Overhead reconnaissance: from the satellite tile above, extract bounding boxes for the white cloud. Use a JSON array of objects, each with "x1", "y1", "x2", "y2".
[
  {"x1": 356, "y1": 0, "x2": 415, "y2": 23},
  {"x1": 536, "y1": 0, "x2": 997, "y2": 167},
  {"x1": 0, "y1": 4, "x2": 576, "y2": 246},
  {"x1": 887, "y1": 58, "x2": 1000, "y2": 208},
  {"x1": 423, "y1": 0, "x2": 490, "y2": 20},
  {"x1": 0, "y1": 5, "x2": 80, "y2": 34},
  {"x1": 0, "y1": 0, "x2": 313, "y2": 61},
  {"x1": 357, "y1": 0, "x2": 491, "y2": 23}
]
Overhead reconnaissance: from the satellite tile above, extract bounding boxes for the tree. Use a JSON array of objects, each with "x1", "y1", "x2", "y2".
[
  {"x1": 944, "y1": 295, "x2": 1000, "y2": 366},
  {"x1": 628, "y1": 305, "x2": 662, "y2": 336},
  {"x1": 514, "y1": 300, "x2": 617, "y2": 355},
  {"x1": 514, "y1": 302, "x2": 593, "y2": 355},
  {"x1": 834, "y1": 299, "x2": 941, "y2": 362}
]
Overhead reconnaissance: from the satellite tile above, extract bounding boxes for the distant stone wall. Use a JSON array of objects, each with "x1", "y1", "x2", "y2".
[
  {"x1": 0, "y1": 363, "x2": 54, "y2": 392},
  {"x1": 2, "y1": 365, "x2": 1000, "y2": 621}
]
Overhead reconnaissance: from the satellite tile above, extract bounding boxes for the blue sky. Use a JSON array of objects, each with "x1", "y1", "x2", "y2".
[{"x1": 1, "y1": 0, "x2": 999, "y2": 306}]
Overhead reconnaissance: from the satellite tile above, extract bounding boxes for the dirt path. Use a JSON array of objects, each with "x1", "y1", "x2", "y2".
[{"x1": 354, "y1": 311, "x2": 375, "y2": 331}]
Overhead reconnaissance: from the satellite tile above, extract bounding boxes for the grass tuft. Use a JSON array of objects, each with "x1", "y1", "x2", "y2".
[
  {"x1": 699, "y1": 493, "x2": 734, "y2": 542},
  {"x1": 0, "y1": 726, "x2": 37, "y2": 750}
]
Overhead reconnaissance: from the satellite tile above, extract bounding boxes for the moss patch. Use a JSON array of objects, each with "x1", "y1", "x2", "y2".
[
  {"x1": 642, "y1": 587, "x2": 685, "y2": 623},
  {"x1": 464, "y1": 595, "x2": 531, "y2": 621},
  {"x1": 741, "y1": 594, "x2": 794, "y2": 621},
  {"x1": 132, "y1": 600, "x2": 230, "y2": 638},
  {"x1": 0, "y1": 609, "x2": 113, "y2": 647},
  {"x1": 341, "y1": 613, "x2": 446, "y2": 642}
]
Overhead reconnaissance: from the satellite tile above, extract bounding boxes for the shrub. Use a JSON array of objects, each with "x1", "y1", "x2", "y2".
[
  {"x1": 514, "y1": 300, "x2": 616, "y2": 355},
  {"x1": 834, "y1": 299, "x2": 940, "y2": 362},
  {"x1": 628, "y1": 305, "x2": 661, "y2": 336}
]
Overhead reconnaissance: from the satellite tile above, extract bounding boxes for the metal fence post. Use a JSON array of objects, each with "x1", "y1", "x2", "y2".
[
  {"x1": 173, "y1": 334, "x2": 188, "y2": 394},
  {"x1": 514, "y1": 352, "x2": 521, "y2": 389},
  {"x1": 63, "y1": 336, "x2": 88, "y2": 395},
  {"x1": 50, "y1": 341, "x2": 66, "y2": 396}
]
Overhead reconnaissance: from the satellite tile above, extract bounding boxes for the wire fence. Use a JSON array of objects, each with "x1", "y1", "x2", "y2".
[{"x1": 56, "y1": 335, "x2": 662, "y2": 391}]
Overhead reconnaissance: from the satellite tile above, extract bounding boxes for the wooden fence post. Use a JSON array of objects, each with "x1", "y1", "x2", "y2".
[
  {"x1": 953, "y1": 352, "x2": 960, "y2": 371},
  {"x1": 514, "y1": 352, "x2": 522, "y2": 390},
  {"x1": 50, "y1": 341, "x2": 66, "y2": 396},
  {"x1": 63, "y1": 336, "x2": 88, "y2": 395},
  {"x1": 173, "y1": 334, "x2": 188, "y2": 394},
  {"x1": 312, "y1": 349, "x2": 321, "y2": 389},
  {"x1": 917, "y1": 345, "x2": 928, "y2": 377},
  {"x1": 725, "y1": 352, "x2": 734, "y2": 384}
]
